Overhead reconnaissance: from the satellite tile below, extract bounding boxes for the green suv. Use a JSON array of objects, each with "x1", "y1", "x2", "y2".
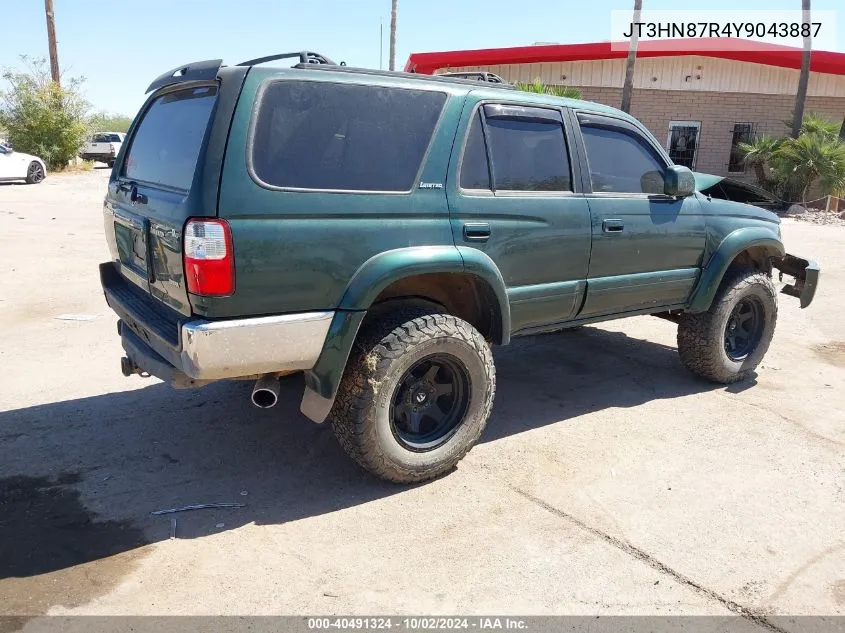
[{"x1": 100, "y1": 52, "x2": 819, "y2": 483}]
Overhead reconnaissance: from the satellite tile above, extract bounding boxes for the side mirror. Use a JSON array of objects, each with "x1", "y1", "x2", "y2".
[{"x1": 664, "y1": 165, "x2": 696, "y2": 197}]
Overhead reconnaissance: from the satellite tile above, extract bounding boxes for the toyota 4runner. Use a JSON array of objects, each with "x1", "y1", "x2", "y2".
[{"x1": 100, "y1": 52, "x2": 819, "y2": 483}]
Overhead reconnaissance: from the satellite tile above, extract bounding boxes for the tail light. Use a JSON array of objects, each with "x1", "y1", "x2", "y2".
[
  {"x1": 183, "y1": 218, "x2": 234, "y2": 296},
  {"x1": 109, "y1": 143, "x2": 117, "y2": 156}
]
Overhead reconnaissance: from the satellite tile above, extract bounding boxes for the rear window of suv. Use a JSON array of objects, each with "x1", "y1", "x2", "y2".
[
  {"x1": 250, "y1": 81, "x2": 446, "y2": 192},
  {"x1": 124, "y1": 86, "x2": 217, "y2": 191}
]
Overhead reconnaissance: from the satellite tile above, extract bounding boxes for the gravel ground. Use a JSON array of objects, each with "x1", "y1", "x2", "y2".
[{"x1": 1, "y1": 170, "x2": 844, "y2": 627}]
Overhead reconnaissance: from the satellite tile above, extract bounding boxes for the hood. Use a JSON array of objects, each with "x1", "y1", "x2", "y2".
[
  {"x1": 700, "y1": 194, "x2": 781, "y2": 225},
  {"x1": 8, "y1": 150, "x2": 42, "y2": 163}
]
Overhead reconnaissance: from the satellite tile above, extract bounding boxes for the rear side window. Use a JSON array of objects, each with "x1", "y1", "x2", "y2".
[
  {"x1": 460, "y1": 112, "x2": 491, "y2": 190},
  {"x1": 579, "y1": 124, "x2": 666, "y2": 194},
  {"x1": 459, "y1": 106, "x2": 572, "y2": 192},
  {"x1": 251, "y1": 81, "x2": 446, "y2": 192},
  {"x1": 124, "y1": 86, "x2": 217, "y2": 191},
  {"x1": 486, "y1": 118, "x2": 571, "y2": 191}
]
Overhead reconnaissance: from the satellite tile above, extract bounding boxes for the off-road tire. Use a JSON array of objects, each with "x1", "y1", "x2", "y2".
[
  {"x1": 330, "y1": 308, "x2": 496, "y2": 484},
  {"x1": 677, "y1": 269, "x2": 777, "y2": 383}
]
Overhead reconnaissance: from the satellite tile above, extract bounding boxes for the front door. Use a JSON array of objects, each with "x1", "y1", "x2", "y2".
[
  {"x1": 446, "y1": 99, "x2": 592, "y2": 335},
  {"x1": 574, "y1": 112, "x2": 706, "y2": 317}
]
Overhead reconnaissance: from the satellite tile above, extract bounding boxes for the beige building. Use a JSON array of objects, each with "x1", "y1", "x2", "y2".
[{"x1": 405, "y1": 39, "x2": 845, "y2": 180}]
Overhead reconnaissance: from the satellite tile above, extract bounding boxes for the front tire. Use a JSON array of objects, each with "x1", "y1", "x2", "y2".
[
  {"x1": 26, "y1": 161, "x2": 45, "y2": 184},
  {"x1": 330, "y1": 308, "x2": 495, "y2": 484},
  {"x1": 677, "y1": 270, "x2": 777, "y2": 383}
]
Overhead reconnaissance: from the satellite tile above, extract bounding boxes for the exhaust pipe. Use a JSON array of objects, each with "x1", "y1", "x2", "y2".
[{"x1": 251, "y1": 374, "x2": 280, "y2": 409}]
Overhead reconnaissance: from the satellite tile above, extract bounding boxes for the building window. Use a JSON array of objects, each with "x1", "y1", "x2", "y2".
[
  {"x1": 666, "y1": 121, "x2": 701, "y2": 169},
  {"x1": 729, "y1": 123, "x2": 756, "y2": 173}
]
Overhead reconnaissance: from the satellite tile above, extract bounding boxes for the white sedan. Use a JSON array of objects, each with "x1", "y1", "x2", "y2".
[{"x1": 0, "y1": 143, "x2": 47, "y2": 184}]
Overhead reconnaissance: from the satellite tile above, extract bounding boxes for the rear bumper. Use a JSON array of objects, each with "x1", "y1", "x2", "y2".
[
  {"x1": 100, "y1": 262, "x2": 334, "y2": 384},
  {"x1": 772, "y1": 254, "x2": 820, "y2": 308}
]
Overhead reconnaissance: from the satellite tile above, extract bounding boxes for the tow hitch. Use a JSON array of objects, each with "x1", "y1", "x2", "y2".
[{"x1": 772, "y1": 254, "x2": 820, "y2": 309}]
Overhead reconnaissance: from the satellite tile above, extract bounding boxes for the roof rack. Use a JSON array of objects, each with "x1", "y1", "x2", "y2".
[
  {"x1": 145, "y1": 51, "x2": 342, "y2": 93},
  {"x1": 237, "y1": 51, "x2": 341, "y2": 67},
  {"x1": 145, "y1": 53, "x2": 513, "y2": 95},
  {"x1": 436, "y1": 71, "x2": 510, "y2": 85},
  {"x1": 291, "y1": 64, "x2": 517, "y2": 90}
]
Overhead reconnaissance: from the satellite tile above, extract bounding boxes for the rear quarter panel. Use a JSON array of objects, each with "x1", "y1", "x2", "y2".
[{"x1": 204, "y1": 69, "x2": 466, "y2": 319}]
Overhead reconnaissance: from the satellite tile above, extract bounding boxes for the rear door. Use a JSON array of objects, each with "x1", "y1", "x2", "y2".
[
  {"x1": 445, "y1": 97, "x2": 592, "y2": 335},
  {"x1": 106, "y1": 83, "x2": 218, "y2": 315}
]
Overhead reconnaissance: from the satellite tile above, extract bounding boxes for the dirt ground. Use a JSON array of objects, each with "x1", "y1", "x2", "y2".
[{"x1": 1, "y1": 170, "x2": 843, "y2": 626}]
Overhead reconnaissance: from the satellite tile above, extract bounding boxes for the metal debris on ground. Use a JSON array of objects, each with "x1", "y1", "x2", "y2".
[
  {"x1": 54, "y1": 314, "x2": 98, "y2": 321},
  {"x1": 150, "y1": 503, "x2": 246, "y2": 516}
]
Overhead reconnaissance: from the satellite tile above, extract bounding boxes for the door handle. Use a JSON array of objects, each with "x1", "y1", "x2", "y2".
[
  {"x1": 463, "y1": 222, "x2": 491, "y2": 242},
  {"x1": 602, "y1": 219, "x2": 624, "y2": 233}
]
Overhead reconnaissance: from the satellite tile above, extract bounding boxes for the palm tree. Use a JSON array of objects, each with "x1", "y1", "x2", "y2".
[
  {"x1": 388, "y1": 0, "x2": 397, "y2": 71},
  {"x1": 515, "y1": 78, "x2": 582, "y2": 99},
  {"x1": 620, "y1": 0, "x2": 642, "y2": 113},
  {"x1": 739, "y1": 136, "x2": 782, "y2": 190},
  {"x1": 777, "y1": 133, "x2": 845, "y2": 204},
  {"x1": 791, "y1": 0, "x2": 812, "y2": 138},
  {"x1": 799, "y1": 111, "x2": 841, "y2": 139}
]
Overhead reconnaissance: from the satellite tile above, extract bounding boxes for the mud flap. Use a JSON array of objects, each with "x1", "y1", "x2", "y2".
[{"x1": 772, "y1": 254, "x2": 820, "y2": 309}]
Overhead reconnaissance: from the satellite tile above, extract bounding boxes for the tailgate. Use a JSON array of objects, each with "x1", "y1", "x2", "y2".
[{"x1": 104, "y1": 84, "x2": 219, "y2": 316}]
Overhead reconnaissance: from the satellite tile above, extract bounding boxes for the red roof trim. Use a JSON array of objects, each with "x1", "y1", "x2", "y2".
[{"x1": 404, "y1": 38, "x2": 845, "y2": 77}]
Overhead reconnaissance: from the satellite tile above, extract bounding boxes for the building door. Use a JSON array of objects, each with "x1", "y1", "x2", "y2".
[
  {"x1": 446, "y1": 100, "x2": 592, "y2": 335},
  {"x1": 666, "y1": 121, "x2": 701, "y2": 169},
  {"x1": 576, "y1": 112, "x2": 706, "y2": 317}
]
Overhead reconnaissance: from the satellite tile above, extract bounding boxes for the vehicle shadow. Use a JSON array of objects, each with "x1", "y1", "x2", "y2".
[{"x1": 0, "y1": 325, "x2": 739, "y2": 584}]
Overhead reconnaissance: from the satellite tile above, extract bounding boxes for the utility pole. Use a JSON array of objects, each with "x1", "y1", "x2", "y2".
[
  {"x1": 389, "y1": 0, "x2": 397, "y2": 71},
  {"x1": 620, "y1": 0, "x2": 642, "y2": 113},
  {"x1": 44, "y1": 0, "x2": 60, "y2": 85},
  {"x1": 791, "y1": 0, "x2": 812, "y2": 138}
]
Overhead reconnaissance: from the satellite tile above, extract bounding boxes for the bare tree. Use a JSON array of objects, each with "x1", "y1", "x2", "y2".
[
  {"x1": 389, "y1": 0, "x2": 397, "y2": 71},
  {"x1": 620, "y1": 0, "x2": 642, "y2": 113},
  {"x1": 791, "y1": 0, "x2": 812, "y2": 138}
]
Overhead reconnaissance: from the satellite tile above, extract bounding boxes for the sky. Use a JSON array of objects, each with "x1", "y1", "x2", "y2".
[{"x1": 2, "y1": 0, "x2": 843, "y2": 117}]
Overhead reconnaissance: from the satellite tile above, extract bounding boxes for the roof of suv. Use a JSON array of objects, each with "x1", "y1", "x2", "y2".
[{"x1": 147, "y1": 54, "x2": 638, "y2": 126}]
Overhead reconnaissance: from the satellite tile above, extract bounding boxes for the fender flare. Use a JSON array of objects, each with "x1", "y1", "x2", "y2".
[
  {"x1": 687, "y1": 227, "x2": 785, "y2": 313},
  {"x1": 300, "y1": 245, "x2": 510, "y2": 423}
]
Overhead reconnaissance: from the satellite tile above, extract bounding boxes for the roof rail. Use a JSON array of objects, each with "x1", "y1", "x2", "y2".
[
  {"x1": 437, "y1": 71, "x2": 510, "y2": 85},
  {"x1": 290, "y1": 64, "x2": 517, "y2": 90},
  {"x1": 145, "y1": 52, "x2": 342, "y2": 94},
  {"x1": 237, "y1": 51, "x2": 340, "y2": 67}
]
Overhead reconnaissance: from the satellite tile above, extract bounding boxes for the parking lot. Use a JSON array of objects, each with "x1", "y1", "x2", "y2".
[{"x1": 1, "y1": 169, "x2": 844, "y2": 622}]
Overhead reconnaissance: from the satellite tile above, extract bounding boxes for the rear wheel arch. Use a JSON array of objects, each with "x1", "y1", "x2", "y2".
[
  {"x1": 337, "y1": 246, "x2": 510, "y2": 345},
  {"x1": 301, "y1": 248, "x2": 510, "y2": 424},
  {"x1": 370, "y1": 272, "x2": 504, "y2": 345}
]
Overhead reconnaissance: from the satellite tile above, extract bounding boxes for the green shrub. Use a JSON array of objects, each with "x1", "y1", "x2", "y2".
[
  {"x1": 0, "y1": 57, "x2": 90, "y2": 171},
  {"x1": 514, "y1": 78, "x2": 582, "y2": 99}
]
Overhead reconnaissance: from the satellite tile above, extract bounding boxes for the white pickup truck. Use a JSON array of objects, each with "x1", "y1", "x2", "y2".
[{"x1": 79, "y1": 132, "x2": 125, "y2": 167}]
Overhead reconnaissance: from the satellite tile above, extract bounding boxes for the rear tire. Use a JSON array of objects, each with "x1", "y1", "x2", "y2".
[
  {"x1": 677, "y1": 270, "x2": 777, "y2": 383},
  {"x1": 107, "y1": 159, "x2": 115, "y2": 168},
  {"x1": 330, "y1": 308, "x2": 496, "y2": 484}
]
